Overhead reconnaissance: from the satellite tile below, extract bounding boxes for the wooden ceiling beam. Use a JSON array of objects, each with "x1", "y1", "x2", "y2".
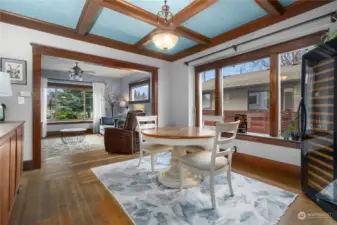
[
  {"x1": 174, "y1": 26, "x2": 211, "y2": 44},
  {"x1": 171, "y1": 0, "x2": 217, "y2": 26},
  {"x1": 171, "y1": 0, "x2": 332, "y2": 61},
  {"x1": 96, "y1": 0, "x2": 168, "y2": 29},
  {"x1": 254, "y1": 0, "x2": 284, "y2": 16},
  {"x1": 0, "y1": 10, "x2": 173, "y2": 61},
  {"x1": 76, "y1": 0, "x2": 102, "y2": 35},
  {"x1": 135, "y1": 29, "x2": 158, "y2": 49},
  {"x1": 98, "y1": 0, "x2": 211, "y2": 47}
]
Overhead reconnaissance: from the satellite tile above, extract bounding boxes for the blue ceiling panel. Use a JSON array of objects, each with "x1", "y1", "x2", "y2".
[
  {"x1": 0, "y1": 0, "x2": 85, "y2": 28},
  {"x1": 90, "y1": 8, "x2": 156, "y2": 45},
  {"x1": 146, "y1": 36, "x2": 197, "y2": 55},
  {"x1": 278, "y1": 0, "x2": 298, "y2": 7},
  {"x1": 125, "y1": 0, "x2": 193, "y2": 15},
  {"x1": 182, "y1": 0, "x2": 268, "y2": 38}
]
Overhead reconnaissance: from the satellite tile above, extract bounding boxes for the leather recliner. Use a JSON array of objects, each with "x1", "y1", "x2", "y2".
[{"x1": 104, "y1": 110, "x2": 145, "y2": 154}]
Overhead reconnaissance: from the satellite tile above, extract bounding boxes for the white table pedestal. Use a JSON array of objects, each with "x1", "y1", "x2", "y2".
[{"x1": 158, "y1": 146, "x2": 202, "y2": 188}]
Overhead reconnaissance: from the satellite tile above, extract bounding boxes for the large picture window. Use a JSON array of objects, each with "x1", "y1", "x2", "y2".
[
  {"x1": 47, "y1": 84, "x2": 93, "y2": 122},
  {"x1": 194, "y1": 33, "x2": 320, "y2": 140},
  {"x1": 129, "y1": 79, "x2": 150, "y2": 103}
]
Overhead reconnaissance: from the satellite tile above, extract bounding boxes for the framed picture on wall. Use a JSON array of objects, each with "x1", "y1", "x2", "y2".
[
  {"x1": 1, "y1": 58, "x2": 27, "y2": 85},
  {"x1": 129, "y1": 79, "x2": 150, "y2": 104}
]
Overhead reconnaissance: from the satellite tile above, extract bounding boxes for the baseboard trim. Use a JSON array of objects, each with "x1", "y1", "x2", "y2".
[
  {"x1": 23, "y1": 160, "x2": 36, "y2": 171},
  {"x1": 233, "y1": 152, "x2": 301, "y2": 178}
]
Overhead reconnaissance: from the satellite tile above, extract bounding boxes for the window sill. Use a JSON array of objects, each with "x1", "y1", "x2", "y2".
[
  {"x1": 222, "y1": 132, "x2": 300, "y2": 149},
  {"x1": 47, "y1": 120, "x2": 93, "y2": 125},
  {"x1": 235, "y1": 133, "x2": 300, "y2": 149}
]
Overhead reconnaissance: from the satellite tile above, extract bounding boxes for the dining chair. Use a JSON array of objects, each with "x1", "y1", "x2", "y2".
[
  {"x1": 179, "y1": 121, "x2": 240, "y2": 209},
  {"x1": 136, "y1": 116, "x2": 173, "y2": 172},
  {"x1": 186, "y1": 115, "x2": 224, "y2": 152}
]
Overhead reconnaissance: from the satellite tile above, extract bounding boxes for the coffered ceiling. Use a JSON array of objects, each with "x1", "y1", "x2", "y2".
[{"x1": 0, "y1": 0, "x2": 332, "y2": 61}]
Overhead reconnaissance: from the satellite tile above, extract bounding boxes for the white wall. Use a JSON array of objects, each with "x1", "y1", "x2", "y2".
[
  {"x1": 168, "y1": 2, "x2": 337, "y2": 166},
  {"x1": 0, "y1": 23, "x2": 170, "y2": 161}
]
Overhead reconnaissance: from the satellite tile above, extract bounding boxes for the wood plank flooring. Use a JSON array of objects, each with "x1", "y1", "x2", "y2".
[{"x1": 9, "y1": 150, "x2": 337, "y2": 225}]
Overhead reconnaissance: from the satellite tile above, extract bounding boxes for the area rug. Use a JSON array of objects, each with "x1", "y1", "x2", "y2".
[
  {"x1": 42, "y1": 134, "x2": 104, "y2": 160},
  {"x1": 91, "y1": 152, "x2": 297, "y2": 225}
]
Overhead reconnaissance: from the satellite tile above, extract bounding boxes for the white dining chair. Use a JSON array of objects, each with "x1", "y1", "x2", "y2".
[
  {"x1": 179, "y1": 121, "x2": 240, "y2": 209},
  {"x1": 136, "y1": 116, "x2": 173, "y2": 173},
  {"x1": 186, "y1": 115, "x2": 224, "y2": 152}
]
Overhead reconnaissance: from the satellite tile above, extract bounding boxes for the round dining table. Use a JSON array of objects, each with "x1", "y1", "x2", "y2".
[{"x1": 141, "y1": 127, "x2": 216, "y2": 188}]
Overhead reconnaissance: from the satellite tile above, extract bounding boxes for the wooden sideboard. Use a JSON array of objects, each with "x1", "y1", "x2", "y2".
[{"x1": 0, "y1": 122, "x2": 24, "y2": 225}]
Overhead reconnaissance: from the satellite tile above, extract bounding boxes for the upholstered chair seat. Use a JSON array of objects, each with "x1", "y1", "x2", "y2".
[{"x1": 180, "y1": 151, "x2": 229, "y2": 170}]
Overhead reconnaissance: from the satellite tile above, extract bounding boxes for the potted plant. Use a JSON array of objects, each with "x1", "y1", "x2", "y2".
[{"x1": 283, "y1": 116, "x2": 299, "y2": 141}]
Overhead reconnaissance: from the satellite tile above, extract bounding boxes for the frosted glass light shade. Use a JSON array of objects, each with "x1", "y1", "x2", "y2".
[
  {"x1": 0, "y1": 72, "x2": 13, "y2": 96},
  {"x1": 152, "y1": 31, "x2": 178, "y2": 51}
]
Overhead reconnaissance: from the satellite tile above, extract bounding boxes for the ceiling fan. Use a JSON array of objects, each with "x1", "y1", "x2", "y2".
[{"x1": 68, "y1": 62, "x2": 95, "y2": 81}]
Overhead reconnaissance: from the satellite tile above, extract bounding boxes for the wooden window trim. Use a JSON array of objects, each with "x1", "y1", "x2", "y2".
[
  {"x1": 195, "y1": 32, "x2": 323, "y2": 142},
  {"x1": 47, "y1": 120, "x2": 93, "y2": 125},
  {"x1": 129, "y1": 78, "x2": 151, "y2": 104},
  {"x1": 47, "y1": 83, "x2": 93, "y2": 92}
]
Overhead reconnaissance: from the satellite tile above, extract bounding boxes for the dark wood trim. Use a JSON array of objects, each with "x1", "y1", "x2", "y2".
[
  {"x1": 152, "y1": 70, "x2": 159, "y2": 116},
  {"x1": 47, "y1": 120, "x2": 93, "y2": 125},
  {"x1": 0, "y1": 10, "x2": 173, "y2": 61},
  {"x1": 233, "y1": 152, "x2": 300, "y2": 179},
  {"x1": 171, "y1": 0, "x2": 217, "y2": 26},
  {"x1": 171, "y1": 0, "x2": 331, "y2": 61},
  {"x1": 23, "y1": 160, "x2": 36, "y2": 171},
  {"x1": 32, "y1": 44, "x2": 159, "y2": 169},
  {"x1": 214, "y1": 68, "x2": 221, "y2": 115},
  {"x1": 254, "y1": 0, "x2": 284, "y2": 16},
  {"x1": 32, "y1": 48, "x2": 42, "y2": 169},
  {"x1": 47, "y1": 83, "x2": 93, "y2": 91},
  {"x1": 195, "y1": 31, "x2": 325, "y2": 73},
  {"x1": 76, "y1": 0, "x2": 102, "y2": 35},
  {"x1": 195, "y1": 71, "x2": 201, "y2": 127},
  {"x1": 135, "y1": 29, "x2": 158, "y2": 48},
  {"x1": 31, "y1": 43, "x2": 159, "y2": 72},
  {"x1": 269, "y1": 53, "x2": 279, "y2": 137},
  {"x1": 129, "y1": 79, "x2": 151, "y2": 104}
]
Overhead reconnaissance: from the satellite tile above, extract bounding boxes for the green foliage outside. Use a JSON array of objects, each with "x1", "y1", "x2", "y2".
[{"x1": 47, "y1": 88, "x2": 93, "y2": 121}]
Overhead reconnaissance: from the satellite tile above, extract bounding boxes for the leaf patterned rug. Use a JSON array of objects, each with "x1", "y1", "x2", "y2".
[{"x1": 92, "y1": 152, "x2": 297, "y2": 225}]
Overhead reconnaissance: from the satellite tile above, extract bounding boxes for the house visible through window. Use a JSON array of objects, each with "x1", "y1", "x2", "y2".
[
  {"x1": 47, "y1": 84, "x2": 93, "y2": 121},
  {"x1": 201, "y1": 70, "x2": 215, "y2": 112},
  {"x1": 202, "y1": 92, "x2": 213, "y2": 109},
  {"x1": 221, "y1": 57, "x2": 270, "y2": 134}
]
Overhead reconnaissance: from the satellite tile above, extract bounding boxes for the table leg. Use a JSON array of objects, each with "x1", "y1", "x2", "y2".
[{"x1": 158, "y1": 146, "x2": 202, "y2": 188}]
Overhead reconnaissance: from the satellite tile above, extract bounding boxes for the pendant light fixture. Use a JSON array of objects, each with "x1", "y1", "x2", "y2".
[{"x1": 152, "y1": 0, "x2": 179, "y2": 51}]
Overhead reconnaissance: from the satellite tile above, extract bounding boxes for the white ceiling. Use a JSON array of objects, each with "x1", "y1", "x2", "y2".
[{"x1": 41, "y1": 55, "x2": 148, "y2": 78}]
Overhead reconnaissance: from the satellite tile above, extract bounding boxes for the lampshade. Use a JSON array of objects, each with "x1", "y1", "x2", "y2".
[
  {"x1": 0, "y1": 72, "x2": 13, "y2": 97},
  {"x1": 152, "y1": 31, "x2": 179, "y2": 51},
  {"x1": 119, "y1": 100, "x2": 127, "y2": 108}
]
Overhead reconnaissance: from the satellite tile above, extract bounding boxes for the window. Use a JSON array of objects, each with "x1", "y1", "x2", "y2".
[
  {"x1": 201, "y1": 70, "x2": 215, "y2": 111},
  {"x1": 222, "y1": 57, "x2": 270, "y2": 134},
  {"x1": 129, "y1": 79, "x2": 150, "y2": 103},
  {"x1": 280, "y1": 46, "x2": 313, "y2": 136},
  {"x1": 195, "y1": 34, "x2": 319, "y2": 140},
  {"x1": 47, "y1": 84, "x2": 93, "y2": 121}
]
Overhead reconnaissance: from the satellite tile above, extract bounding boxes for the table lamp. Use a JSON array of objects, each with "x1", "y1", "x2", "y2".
[{"x1": 0, "y1": 72, "x2": 13, "y2": 121}]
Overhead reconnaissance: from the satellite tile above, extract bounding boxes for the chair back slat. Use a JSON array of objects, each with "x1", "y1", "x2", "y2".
[
  {"x1": 210, "y1": 121, "x2": 240, "y2": 169},
  {"x1": 136, "y1": 116, "x2": 157, "y2": 144},
  {"x1": 202, "y1": 115, "x2": 223, "y2": 124}
]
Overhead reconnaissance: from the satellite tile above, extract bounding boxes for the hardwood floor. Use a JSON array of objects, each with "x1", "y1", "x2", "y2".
[{"x1": 9, "y1": 150, "x2": 337, "y2": 225}]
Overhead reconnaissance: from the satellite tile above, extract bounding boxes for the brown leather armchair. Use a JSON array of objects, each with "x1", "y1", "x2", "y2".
[{"x1": 104, "y1": 110, "x2": 145, "y2": 154}]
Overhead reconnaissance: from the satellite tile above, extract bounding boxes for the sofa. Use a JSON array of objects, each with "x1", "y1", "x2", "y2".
[
  {"x1": 99, "y1": 117, "x2": 115, "y2": 135},
  {"x1": 104, "y1": 110, "x2": 145, "y2": 154}
]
